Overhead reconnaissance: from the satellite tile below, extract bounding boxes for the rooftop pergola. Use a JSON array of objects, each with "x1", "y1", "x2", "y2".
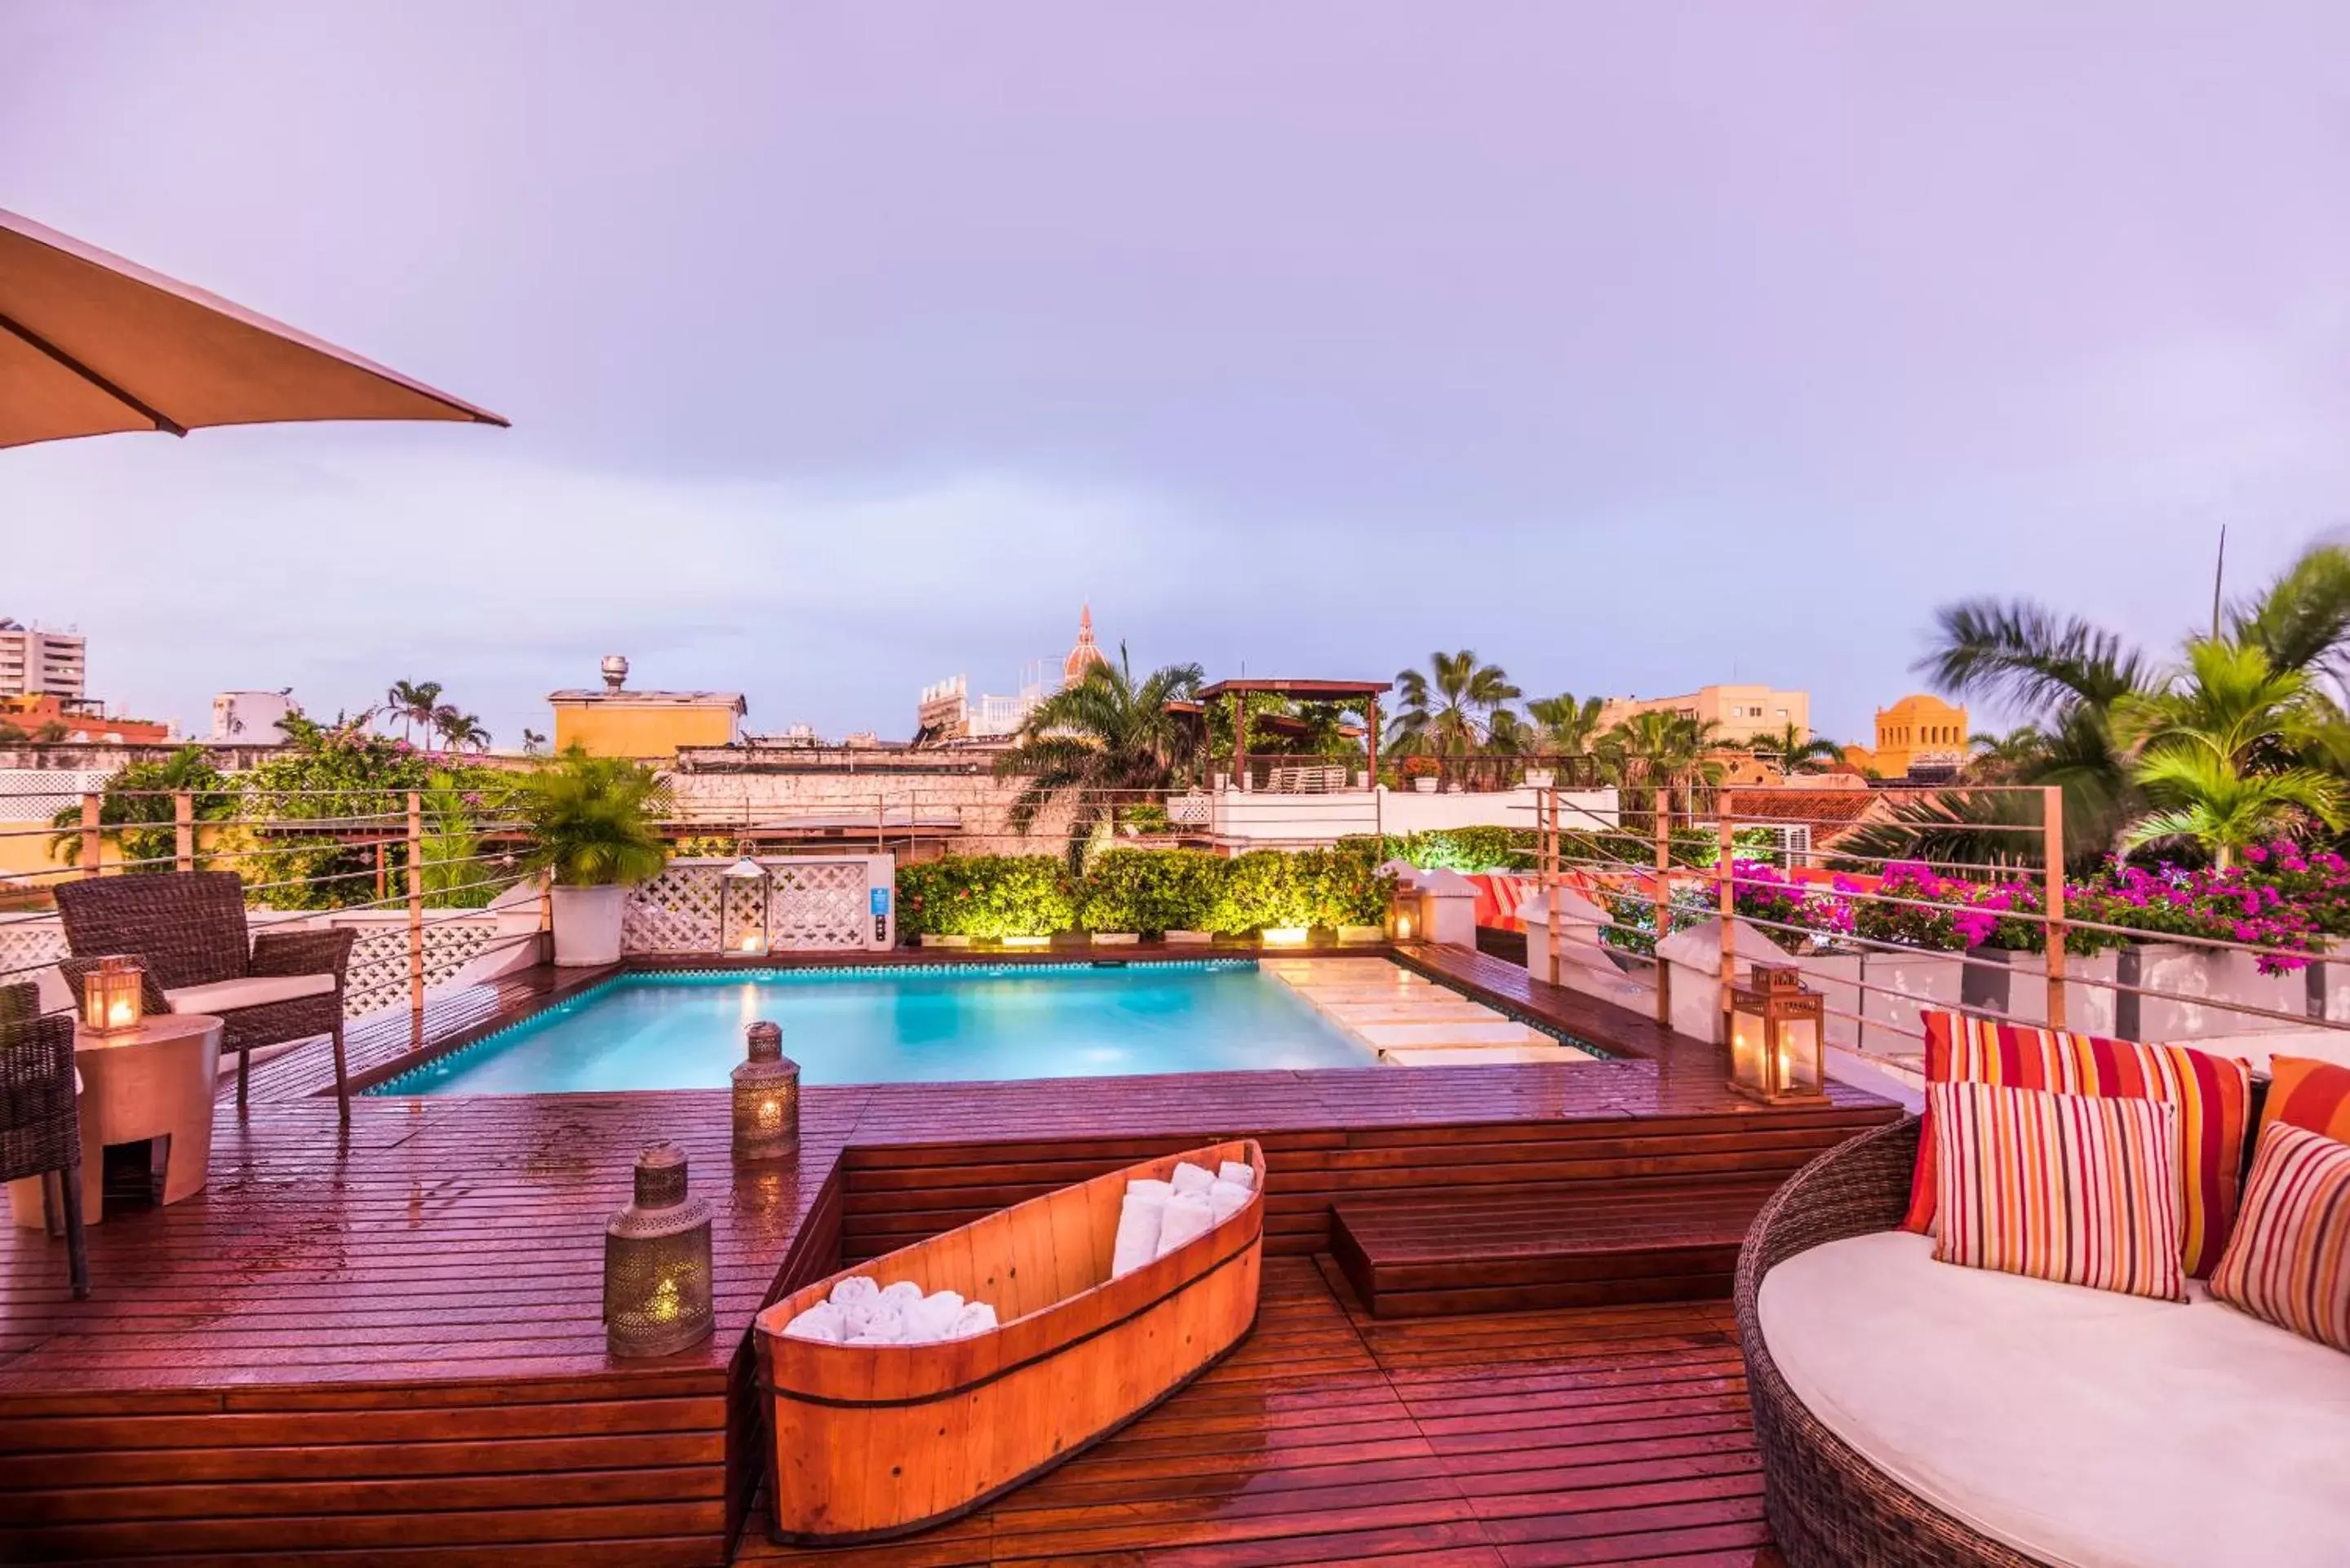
[{"x1": 1193, "y1": 677, "x2": 1393, "y2": 787}]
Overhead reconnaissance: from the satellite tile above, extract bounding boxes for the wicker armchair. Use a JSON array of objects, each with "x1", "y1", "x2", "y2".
[
  {"x1": 0, "y1": 982, "x2": 87, "y2": 1298},
  {"x1": 1734, "y1": 1117, "x2": 2033, "y2": 1567},
  {"x1": 54, "y1": 871, "x2": 358, "y2": 1120}
]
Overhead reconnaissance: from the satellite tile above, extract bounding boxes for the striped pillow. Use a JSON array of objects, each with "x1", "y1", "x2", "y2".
[
  {"x1": 2261, "y1": 1055, "x2": 2350, "y2": 1145},
  {"x1": 2209, "y1": 1122, "x2": 2350, "y2": 1353},
  {"x1": 1905, "y1": 1011, "x2": 2250, "y2": 1277},
  {"x1": 1930, "y1": 1079, "x2": 2187, "y2": 1302}
]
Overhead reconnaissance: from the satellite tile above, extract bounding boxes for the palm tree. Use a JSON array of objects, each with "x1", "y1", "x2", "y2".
[
  {"x1": 1390, "y1": 650, "x2": 1521, "y2": 760},
  {"x1": 520, "y1": 728, "x2": 548, "y2": 755},
  {"x1": 2113, "y1": 639, "x2": 2347, "y2": 867},
  {"x1": 385, "y1": 680, "x2": 443, "y2": 744},
  {"x1": 431, "y1": 706, "x2": 490, "y2": 753},
  {"x1": 1594, "y1": 711, "x2": 1725, "y2": 826},
  {"x1": 1522, "y1": 693, "x2": 1606, "y2": 757},
  {"x1": 2228, "y1": 543, "x2": 2350, "y2": 700},
  {"x1": 995, "y1": 649, "x2": 1204, "y2": 863},
  {"x1": 1757, "y1": 721, "x2": 1843, "y2": 774},
  {"x1": 1964, "y1": 727, "x2": 2047, "y2": 782}
]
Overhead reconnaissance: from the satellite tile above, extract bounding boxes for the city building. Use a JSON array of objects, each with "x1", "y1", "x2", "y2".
[
  {"x1": 0, "y1": 693, "x2": 174, "y2": 744},
  {"x1": 548, "y1": 655, "x2": 745, "y2": 759},
  {"x1": 1843, "y1": 693, "x2": 1970, "y2": 780},
  {"x1": 914, "y1": 606, "x2": 1105, "y2": 745},
  {"x1": 1594, "y1": 684, "x2": 1810, "y2": 746},
  {"x1": 0, "y1": 618, "x2": 86, "y2": 701},
  {"x1": 211, "y1": 689, "x2": 296, "y2": 742}
]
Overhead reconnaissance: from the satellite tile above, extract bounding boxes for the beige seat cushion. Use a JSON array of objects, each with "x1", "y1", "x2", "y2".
[
  {"x1": 1758, "y1": 1230, "x2": 2350, "y2": 1568},
  {"x1": 164, "y1": 972, "x2": 335, "y2": 1015}
]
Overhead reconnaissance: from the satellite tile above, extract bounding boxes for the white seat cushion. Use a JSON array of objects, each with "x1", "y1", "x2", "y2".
[
  {"x1": 163, "y1": 973, "x2": 335, "y2": 1015},
  {"x1": 1758, "y1": 1230, "x2": 2350, "y2": 1568}
]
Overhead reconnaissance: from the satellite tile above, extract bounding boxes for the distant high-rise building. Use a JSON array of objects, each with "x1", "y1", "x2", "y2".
[{"x1": 0, "y1": 619, "x2": 86, "y2": 701}]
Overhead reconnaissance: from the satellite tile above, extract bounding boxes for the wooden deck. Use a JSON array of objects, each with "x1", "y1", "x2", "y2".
[{"x1": 2, "y1": 951, "x2": 1887, "y2": 1563}]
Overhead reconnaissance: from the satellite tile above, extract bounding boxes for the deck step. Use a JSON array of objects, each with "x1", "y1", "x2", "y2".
[{"x1": 1330, "y1": 1180, "x2": 1783, "y2": 1318}]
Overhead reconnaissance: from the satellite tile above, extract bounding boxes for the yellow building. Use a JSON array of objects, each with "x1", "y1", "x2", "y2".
[
  {"x1": 549, "y1": 657, "x2": 744, "y2": 760},
  {"x1": 1594, "y1": 684, "x2": 1810, "y2": 746},
  {"x1": 1843, "y1": 693, "x2": 1969, "y2": 778}
]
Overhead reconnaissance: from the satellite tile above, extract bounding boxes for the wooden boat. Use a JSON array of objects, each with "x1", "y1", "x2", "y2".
[{"x1": 753, "y1": 1137, "x2": 1266, "y2": 1544}]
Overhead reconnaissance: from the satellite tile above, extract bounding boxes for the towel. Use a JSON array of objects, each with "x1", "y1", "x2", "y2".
[
  {"x1": 1206, "y1": 1178, "x2": 1252, "y2": 1225},
  {"x1": 902, "y1": 1290, "x2": 964, "y2": 1344},
  {"x1": 949, "y1": 1301, "x2": 999, "y2": 1339},
  {"x1": 1155, "y1": 1190, "x2": 1214, "y2": 1258},
  {"x1": 1112, "y1": 1186, "x2": 1168, "y2": 1278},
  {"x1": 845, "y1": 1304, "x2": 906, "y2": 1343},
  {"x1": 828, "y1": 1275, "x2": 880, "y2": 1308},
  {"x1": 1128, "y1": 1176, "x2": 1173, "y2": 1202},
  {"x1": 878, "y1": 1279, "x2": 924, "y2": 1310},
  {"x1": 1169, "y1": 1161, "x2": 1217, "y2": 1195},
  {"x1": 1217, "y1": 1160, "x2": 1256, "y2": 1192},
  {"x1": 782, "y1": 1300, "x2": 847, "y2": 1342}
]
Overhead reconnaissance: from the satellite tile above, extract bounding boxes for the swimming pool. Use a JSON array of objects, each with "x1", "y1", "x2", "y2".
[{"x1": 371, "y1": 959, "x2": 1377, "y2": 1094}]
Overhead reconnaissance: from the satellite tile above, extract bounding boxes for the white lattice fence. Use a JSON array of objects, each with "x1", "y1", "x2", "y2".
[
  {"x1": 768, "y1": 860, "x2": 871, "y2": 950},
  {"x1": 623, "y1": 862, "x2": 725, "y2": 955},
  {"x1": 0, "y1": 915, "x2": 68, "y2": 995},
  {"x1": 623, "y1": 857, "x2": 889, "y2": 954}
]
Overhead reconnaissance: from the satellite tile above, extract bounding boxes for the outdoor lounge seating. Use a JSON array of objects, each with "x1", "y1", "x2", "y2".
[
  {"x1": 0, "y1": 982, "x2": 86, "y2": 1298},
  {"x1": 1736, "y1": 1118, "x2": 2350, "y2": 1568},
  {"x1": 54, "y1": 871, "x2": 357, "y2": 1118}
]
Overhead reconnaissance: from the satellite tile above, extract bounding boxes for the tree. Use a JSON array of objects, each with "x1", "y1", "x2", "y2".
[
  {"x1": 385, "y1": 680, "x2": 443, "y2": 744},
  {"x1": 1593, "y1": 711, "x2": 1725, "y2": 826},
  {"x1": 1964, "y1": 727, "x2": 2047, "y2": 782},
  {"x1": 1757, "y1": 721, "x2": 1843, "y2": 773},
  {"x1": 995, "y1": 649, "x2": 1204, "y2": 864},
  {"x1": 432, "y1": 706, "x2": 490, "y2": 753},
  {"x1": 513, "y1": 749, "x2": 671, "y2": 887},
  {"x1": 47, "y1": 745, "x2": 237, "y2": 871},
  {"x1": 1390, "y1": 650, "x2": 1521, "y2": 760},
  {"x1": 1522, "y1": 693, "x2": 1606, "y2": 756},
  {"x1": 520, "y1": 728, "x2": 548, "y2": 755}
]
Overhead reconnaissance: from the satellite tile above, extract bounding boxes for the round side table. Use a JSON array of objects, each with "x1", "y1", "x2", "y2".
[{"x1": 5, "y1": 1012, "x2": 223, "y2": 1229}]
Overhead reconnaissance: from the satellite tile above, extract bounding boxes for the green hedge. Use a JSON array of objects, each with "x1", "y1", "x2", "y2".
[
  {"x1": 896, "y1": 855, "x2": 1078, "y2": 938},
  {"x1": 899, "y1": 847, "x2": 1394, "y2": 939}
]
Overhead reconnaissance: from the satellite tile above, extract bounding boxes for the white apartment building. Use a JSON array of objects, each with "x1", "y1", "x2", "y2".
[{"x1": 0, "y1": 619, "x2": 86, "y2": 701}]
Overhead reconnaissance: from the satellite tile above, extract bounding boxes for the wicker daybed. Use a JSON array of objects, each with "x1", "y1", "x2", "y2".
[{"x1": 1736, "y1": 1115, "x2": 2350, "y2": 1568}]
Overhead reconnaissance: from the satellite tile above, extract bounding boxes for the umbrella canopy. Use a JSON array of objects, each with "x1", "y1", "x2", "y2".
[{"x1": 0, "y1": 206, "x2": 507, "y2": 450}]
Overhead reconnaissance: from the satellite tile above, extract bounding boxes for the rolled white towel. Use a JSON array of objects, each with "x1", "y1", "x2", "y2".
[
  {"x1": 1128, "y1": 1176, "x2": 1173, "y2": 1202},
  {"x1": 1206, "y1": 1178, "x2": 1251, "y2": 1225},
  {"x1": 878, "y1": 1279, "x2": 924, "y2": 1310},
  {"x1": 1155, "y1": 1189, "x2": 1214, "y2": 1259},
  {"x1": 1217, "y1": 1160, "x2": 1256, "y2": 1191},
  {"x1": 902, "y1": 1290, "x2": 964, "y2": 1344},
  {"x1": 782, "y1": 1300, "x2": 848, "y2": 1342},
  {"x1": 848, "y1": 1304, "x2": 907, "y2": 1343},
  {"x1": 948, "y1": 1301, "x2": 999, "y2": 1339},
  {"x1": 1112, "y1": 1187, "x2": 1168, "y2": 1278},
  {"x1": 828, "y1": 1275, "x2": 880, "y2": 1308},
  {"x1": 1169, "y1": 1161, "x2": 1216, "y2": 1195},
  {"x1": 846, "y1": 1329, "x2": 900, "y2": 1345}
]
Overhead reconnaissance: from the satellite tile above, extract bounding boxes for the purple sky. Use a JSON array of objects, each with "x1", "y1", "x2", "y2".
[{"x1": 5, "y1": 2, "x2": 2348, "y2": 746}]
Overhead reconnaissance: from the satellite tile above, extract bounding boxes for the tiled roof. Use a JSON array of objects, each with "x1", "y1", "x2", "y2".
[{"x1": 1727, "y1": 789, "x2": 1891, "y2": 830}]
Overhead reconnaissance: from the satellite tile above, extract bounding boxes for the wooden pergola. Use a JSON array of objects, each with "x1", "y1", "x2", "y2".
[{"x1": 1193, "y1": 678, "x2": 1393, "y2": 790}]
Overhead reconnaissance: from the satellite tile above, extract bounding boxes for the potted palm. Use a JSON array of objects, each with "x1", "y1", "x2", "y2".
[{"x1": 516, "y1": 748, "x2": 672, "y2": 966}]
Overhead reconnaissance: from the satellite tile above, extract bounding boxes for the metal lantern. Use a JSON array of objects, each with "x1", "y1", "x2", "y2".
[
  {"x1": 732, "y1": 1020, "x2": 800, "y2": 1161},
  {"x1": 1386, "y1": 884, "x2": 1419, "y2": 943},
  {"x1": 603, "y1": 1142, "x2": 715, "y2": 1357},
  {"x1": 721, "y1": 855, "x2": 770, "y2": 957},
  {"x1": 82, "y1": 954, "x2": 147, "y2": 1037},
  {"x1": 1727, "y1": 963, "x2": 1827, "y2": 1105}
]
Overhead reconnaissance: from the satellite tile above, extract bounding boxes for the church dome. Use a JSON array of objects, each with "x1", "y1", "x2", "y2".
[{"x1": 1063, "y1": 604, "x2": 1106, "y2": 682}]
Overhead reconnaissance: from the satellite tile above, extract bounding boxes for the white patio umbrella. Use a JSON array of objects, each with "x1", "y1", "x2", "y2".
[{"x1": 0, "y1": 206, "x2": 507, "y2": 449}]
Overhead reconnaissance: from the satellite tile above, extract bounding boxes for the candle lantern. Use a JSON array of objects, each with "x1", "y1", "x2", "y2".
[
  {"x1": 82, "y1": 955, "x2": 148, "y2": 1037},
  {"x1": 1727, "y1": 963, "x2": 1827, "y2": 1105},
  {"x1": 603, "y1": 1142, "x2": 715, "y2": 1357},
  {"x1": 721, "y1": 854, "x2": 771, "y2": 957},
  {"x1": 1386, "y1": 884, "x2": 1420, "y2": 943},
  {"x1": 732, "y1": 1020, "x2": 800, "y2": 1161}
]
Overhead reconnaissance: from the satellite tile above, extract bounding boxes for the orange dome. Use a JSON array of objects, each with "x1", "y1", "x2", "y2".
[{"x1": 1063, "y1": 604, "x2": 1106, "y2": 682}]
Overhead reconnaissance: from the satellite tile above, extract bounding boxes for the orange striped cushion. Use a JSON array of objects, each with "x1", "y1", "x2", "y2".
[
  {"x1": 1905, "y1": 1011, "x2": 2251, "y2": 1278},
  {"x1": 1930, "y1": 1080, "x2": 2188, "y2": 1302},
  {"x1": 2261, "y1": 1055, "x2": 2350, "y2": 1144},
  {"x1": 2209, "y1": 1122, "x2": 2350, "y2": 1353}
]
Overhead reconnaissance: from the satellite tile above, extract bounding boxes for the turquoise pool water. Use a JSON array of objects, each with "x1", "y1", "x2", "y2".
[{"x1": 371, "y1": 960, "x2": 1375, "y2": 1094}]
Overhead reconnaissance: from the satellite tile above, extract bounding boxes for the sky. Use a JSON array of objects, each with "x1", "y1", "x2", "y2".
[{"x1": 4, "y1": 2, "x2": 2349, "y2": 747}]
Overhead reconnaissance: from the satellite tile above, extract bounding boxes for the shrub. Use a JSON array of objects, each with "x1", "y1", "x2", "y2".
[
  {"x1": 1205, "y1": 850, "x2": 1315, "y2": 933},
  {"x1": 1298, "y1": 841, "x2": 1394, "y2": 927},
  {"x1": 898, "y1": 855, "x2": 1077, "y2": 938},
  {"x1": 1079, "y1": 848, "x2": 1223, "y2": 934},
  {"x1": 1361, "y1": 827, "x2": 1532, "y2": 874}
]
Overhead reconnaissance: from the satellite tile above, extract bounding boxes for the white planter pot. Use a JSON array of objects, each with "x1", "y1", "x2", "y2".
[
  {"x1": 550, "y1": 883, "x2": 628, "y2": 968},
  {"x1": 1089, "y1": 932, "x2": 1141, "y2": 946},
  {"x1": 1797, "y1": 951, "x2": 1864, "y2": 1052},
  {"x1": 1959, "y1": 948, "x2": 2122, "y2": 1036},
  {"x1": 1858, "y1": 950, "x2": 1965, "y2": 1057},
  {"x1": 1412, "y1": 777, "x2": 1439, "y2": 794},
  {"x1": 1337, "y1": 924, "x2": 1386, "y2": 946},
  {"x1": 1164, "y1": 929, "x2": 1213, "y2": 946},
  {"x1": 920, "y1": 933, "x2": 973, "y2": 949},
  {"x1": 2118, "y1": 942, "x2": 2309, "y2": 1042}
]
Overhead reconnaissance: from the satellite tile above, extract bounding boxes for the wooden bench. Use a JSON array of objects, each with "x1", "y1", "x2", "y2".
[{"x1": 1331, "y1": 1179, "x2": 1784, "y2": 1318}]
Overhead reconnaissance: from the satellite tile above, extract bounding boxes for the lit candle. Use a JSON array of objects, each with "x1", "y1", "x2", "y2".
[
  {"x1": 739, "y1": 933, "x2": 761, "y2": 953},
  {"x1": 107, "y1": 996, "x2": 135, "y2": 1028},
  {"x1": 756, "y1": 1097, "x2": 781, "y2": 1132},
  {"x1": 648, "y1": 1273, "x2": 681, "y2": 1322}
]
